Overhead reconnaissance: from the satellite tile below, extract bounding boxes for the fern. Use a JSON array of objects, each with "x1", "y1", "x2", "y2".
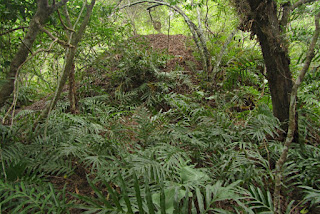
[
  {"x1": 0, "y1": 180, "x2": 70, "y2": 213},
  {"x1": 300, "y1": 186, "x2": 320, "y2": 208},
  {"x1": 76, "y1": 170, "x2": 245, "y2": 214},
  {"x1": 289, "y1": 144, "x2": 320, "y2": 188},
  {"x1": 74, "y1": 173, "x2": 163, "y2": 214},
  {"x1": 246, "y1": 104, "x2": 281, "y2": 142},
  {"x1": 239, "y1": 185, "x2": 274, "y2": 213}
]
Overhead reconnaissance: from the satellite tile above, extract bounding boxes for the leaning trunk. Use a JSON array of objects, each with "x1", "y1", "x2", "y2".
[
  {"x1": 0, "y1": 4, "x2": 49, "y2": 107},
  {"x1": 33, "y1": 0, "x2": 96, "y2": 128},
  {"x1": 0, "y1": 0, "x2": 68, "y2": 108}
]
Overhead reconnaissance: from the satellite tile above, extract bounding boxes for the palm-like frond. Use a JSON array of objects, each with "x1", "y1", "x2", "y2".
[{"x1": 0, "y1": 180, "x2": 70, "y2": 213}]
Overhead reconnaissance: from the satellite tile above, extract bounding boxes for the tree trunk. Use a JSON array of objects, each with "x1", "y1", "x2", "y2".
[
  {"x1": 0, "y1": 0, "x2": 69, "y2": 108},
  {"x1": 236, "y1": 0, "x2": 293, "y2": 132},
  {"x1": 33, "y1": 0, "x2": 96, "y2": 128},
  {"x1": 273, "y1": 12, "x2": 320, "y2": 213},
  {"x1": 68, "y1": 63, "x2": 78, "y2": 114},
  {"x1": 63, "y1": 5, "x2": 79, "y2": 114},
  {"x1": 257, "y1": 27, "x2": 293, "y2": 130}
]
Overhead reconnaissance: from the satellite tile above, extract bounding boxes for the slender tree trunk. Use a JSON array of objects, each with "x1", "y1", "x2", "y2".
[
  {"x1": 212, "y1": 28, "x2": 238, "y2": 78},
  {"x1": 63, "y1": 5, "x2": 79, "y2": 114},
  {"x1": 68, "y1": 63, "x2": 78, "y2": 114},
  {"x1": 0, "y1": 0, "x2": 69, "y2": 108},
  {"x1": 273, "y1": 12, "x2": 320, "y2": 213},
  {"x1": 34, "y1": 0, "x2": 96, "y2": 128}
]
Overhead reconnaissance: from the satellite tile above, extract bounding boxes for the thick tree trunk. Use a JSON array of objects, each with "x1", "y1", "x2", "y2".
[
  {"x1": 236, "y1": 0, "x2": 293, "y2": 132},
  {"x1": 0, "y1": 0, "x2": 69, "y2": 108},
  {"x1": 257, "y1": 29, "x2": 293, "y2": 129}
]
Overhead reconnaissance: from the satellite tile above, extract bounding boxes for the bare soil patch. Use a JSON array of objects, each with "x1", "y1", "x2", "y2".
[{"x1": 136, "y1": 33, "x2": 202, "y2": 72}]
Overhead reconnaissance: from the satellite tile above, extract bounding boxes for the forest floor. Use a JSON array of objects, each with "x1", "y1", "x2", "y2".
[{"x1": 10, "y1": 34, "x2": 312, "y2": 214}]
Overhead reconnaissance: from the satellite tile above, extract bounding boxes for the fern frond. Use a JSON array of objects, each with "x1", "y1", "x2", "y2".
[
  {"x1": 0, "y1": 180, "x2": 70, "y2": 213},
  {"x1": 239, "y1": 185, "x2": 274, "y2": 213}
]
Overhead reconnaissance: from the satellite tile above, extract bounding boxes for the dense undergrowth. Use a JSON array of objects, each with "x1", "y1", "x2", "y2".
[{"x1": 1, "y1": 37, "x2": 320, "y2": 214}]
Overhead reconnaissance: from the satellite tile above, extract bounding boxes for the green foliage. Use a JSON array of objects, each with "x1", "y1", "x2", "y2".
[
  {"x1": 300, "y1": 186, "x2": 320, "y2": 208},
  {"x1": 223, "y1": 50, "x2": 264, "y2": 90},
  {"x1": 246, "y1": 104, "x2": 281, "y2": 142},
  {"x1": 1, "y1": 0, "x2": 320, "y2": 213},
  {"x1": 0, "y1": 0, "x2": 36, "y2": 24},
  {"x1": 76, "y1": 168, "x2": 245, "y2": 213},
  {"x1": 0, "y1": 180, "x2": 70, "y2": 213},
  {"x1": 240, "y1": 185, "x2": 274, "y2": 213}
]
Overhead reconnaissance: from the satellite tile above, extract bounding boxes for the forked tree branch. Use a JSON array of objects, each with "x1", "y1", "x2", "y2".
[
  {"x1": 0, "y1": 0, "x2": 70, "y2": 108},
  {"x1": 33, "y1": 0, "x2": 96, "y2": 131},
  {"x1": 36, "y1": 20, "x2": 75, "y2": 48},
  {"x1": 57, "y1": 9, "x2": 75, "y2": 32}
]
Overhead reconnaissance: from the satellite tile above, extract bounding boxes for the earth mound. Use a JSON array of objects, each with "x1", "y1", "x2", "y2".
[
  {"x1": 20, "y1": 34, "x2": 202, "y2": 112},
  {"x1": 136, "y1": 33, "x2": 202, "y2": 72}
]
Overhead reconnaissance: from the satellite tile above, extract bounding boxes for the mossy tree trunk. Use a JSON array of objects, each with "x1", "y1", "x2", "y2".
[
  {"x1": 235, "y1": 0, "x2": 293, "y2": 131},
  {"x1": 234, "y1": 0, "x2": 318, "y2": 133}
]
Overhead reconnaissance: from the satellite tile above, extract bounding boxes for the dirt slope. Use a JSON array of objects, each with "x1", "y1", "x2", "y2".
[{"x1": 139, "y1": 33, "x2": 202, "y2": 72}]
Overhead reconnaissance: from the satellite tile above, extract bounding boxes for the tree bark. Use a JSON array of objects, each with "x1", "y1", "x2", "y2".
[
  {"x1": 68, "y1": 63, "x2": 78, "y2": 114},
  {"x1": 234, "y1": 0, "x2": 293, "y2": 131},
  {"x1": 0, "y1": 0, "x2": 69, "y2": 108},
  {"x1": 63, "y1": 5, "x2": 79, "y2": 114}
]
